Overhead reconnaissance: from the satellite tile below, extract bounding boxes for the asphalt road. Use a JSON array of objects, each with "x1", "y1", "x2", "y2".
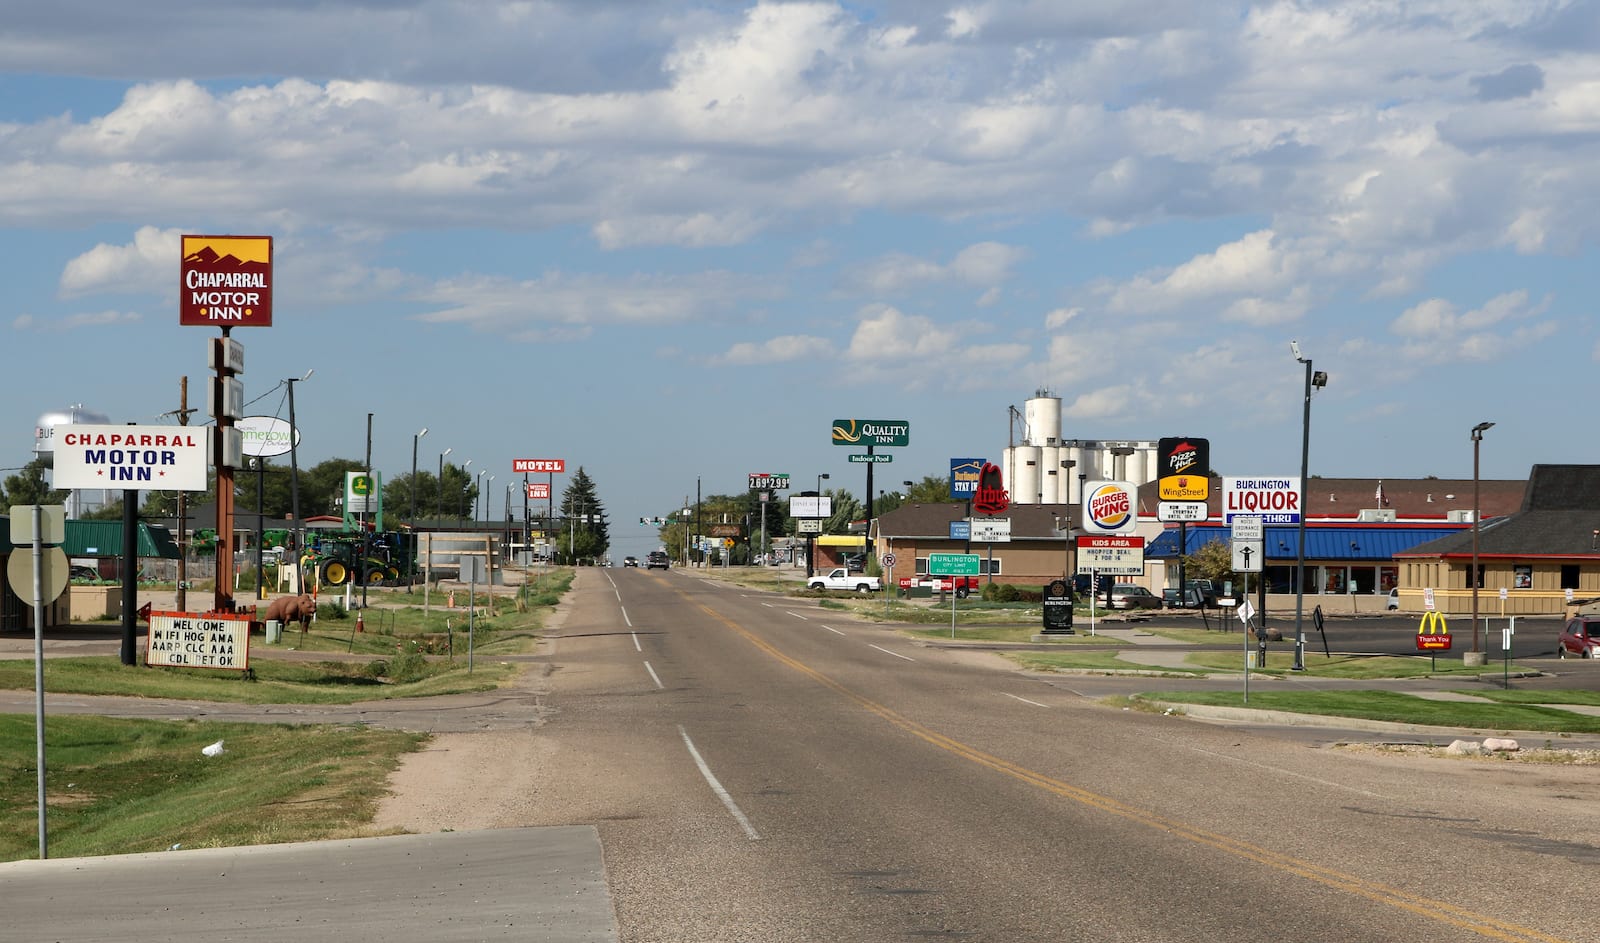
[
  {"x1": 4, "y1": 572, "x2": 1598, "y2": 942},
  {"x1": 509, "y1": 568, "x2": 1596, "y2": 942}
]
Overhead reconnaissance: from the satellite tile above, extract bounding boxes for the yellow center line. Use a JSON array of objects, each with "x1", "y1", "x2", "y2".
[{"x1": 698, "y1": 600, "x2": 1570, "y2": 943}]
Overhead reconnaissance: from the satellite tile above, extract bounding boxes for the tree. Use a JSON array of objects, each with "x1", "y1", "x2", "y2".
[
  {"x1": 1182, "y1": 539, "x2": 1237, "y2": 586},
  {"x1": 904, "y1": 475, "x2": 959, "y2": 504},
  {"x1": 823, "y1": 487, "x2": 861, "y2": 535},
  {"x1": 3, "y1": 458, "x2": 67, "y2": 508},
  {"x1": 557, "y1": 467, "x2": 608, "y2": 564}
]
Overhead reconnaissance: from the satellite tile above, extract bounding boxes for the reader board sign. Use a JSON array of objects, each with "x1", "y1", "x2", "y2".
[
  {"x1": 1076, "y1": 535, "x2": 1145, "y2": 575},
  {"x1": 1222, "y1": 476, "x2": 1301, "y2": 524},
  {"x1": 180, "y1": 235, "x2": 273, "y2": 327},
  {"x1": 970, "y1": 518, "x2": 1011, "y2": 542},
  {"x1": 749, "y1": 473, "x2": 790, "y2": 490},
  {"x1": 147, "y1": 611, "x2": 251, "y2": 671},
  {"x1": 513, "y1": 459, "x2": 565, "y2": 473},
  {"x1": 789, "y1": 495, "x2": 832, "y2": 518},
  {"x1": 52, "y1": 424, "x2": 209, "y2": 491}
]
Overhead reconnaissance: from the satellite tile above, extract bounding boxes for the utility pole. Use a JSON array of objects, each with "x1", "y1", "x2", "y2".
[{"x1": 170, "y1": 378, "x2": 197, "y2": 612}]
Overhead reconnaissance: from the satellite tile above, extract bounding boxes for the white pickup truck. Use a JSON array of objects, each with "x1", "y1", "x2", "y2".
[{"x1": 808, "y1": 568, "x2": 882, "y2": 593}]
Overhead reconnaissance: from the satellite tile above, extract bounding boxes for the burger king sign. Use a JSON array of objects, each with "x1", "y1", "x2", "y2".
[{"x1": 1082, "y1": 480, "x2": 1138, "y2": 534}]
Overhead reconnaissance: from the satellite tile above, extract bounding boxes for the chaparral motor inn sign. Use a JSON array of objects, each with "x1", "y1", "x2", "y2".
[
  {"x1": 52, "y1": 424, "x2": 209, "y2": 491},
  {"x1": 180, "y1": 234, "x2": 273, "y2": 327}
]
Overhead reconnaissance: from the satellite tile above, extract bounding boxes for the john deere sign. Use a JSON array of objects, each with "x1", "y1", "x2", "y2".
[{"x1": 831, "y1": 419, "x2": 910, "y2": 448}]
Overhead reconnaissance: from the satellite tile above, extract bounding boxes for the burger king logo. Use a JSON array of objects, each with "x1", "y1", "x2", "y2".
[{"x1": 1084, "y1": 481, "x2": 1136, "y2": 533}]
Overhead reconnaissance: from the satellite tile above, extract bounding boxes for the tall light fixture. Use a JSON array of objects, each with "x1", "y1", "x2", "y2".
[
  {"x1": 1471, "y1": 421, "x2": 1494, "y2": 658},
  {"x1": 1291, "y1": 341, "x2": 1328, "y2": 672},
  {"x1": 459, "y1": 459, "x2": 473, "y2": 525},
  {"x1": 436, "y1": 447, "x2": 452, "y2": 520},
  {"x1": 285, "y1": 369, "x2": 313, "y2": 568},
  {"x1": 411, "y1": 427, "x2": 428, "y2": 524}
]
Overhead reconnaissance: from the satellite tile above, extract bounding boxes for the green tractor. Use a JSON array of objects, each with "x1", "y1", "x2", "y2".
[{"x1": 300, "y1": 532, "x2": 416, "y2": 588}]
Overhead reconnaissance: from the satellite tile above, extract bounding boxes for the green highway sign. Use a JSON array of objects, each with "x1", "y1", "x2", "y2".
[
  {"x1": 848, "y1": 454, "x2": 893, "y2": 463},
  {"x1": 928, "y1": 552, "x2": 981, "y2": 576},
  {"x1": 831, "y1": 419, "x2": 910, "y2": 448}
]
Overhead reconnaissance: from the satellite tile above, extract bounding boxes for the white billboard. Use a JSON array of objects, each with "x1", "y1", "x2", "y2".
[
  {"x1": 1222, "y1": 476, "x2": 1301, "y2": 524},
  {"x1": 52, "y1": 424, "x2": 209, "y2": 491}
]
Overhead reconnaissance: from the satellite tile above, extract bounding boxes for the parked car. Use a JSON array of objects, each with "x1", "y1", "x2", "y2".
[
  {"x1": 1109, "y1": 584, "x2": 1162, "y2": 610},
  {"x1": 70, "y1": 564, "x2": 99, "y2": 582},
  {"x1": 623, "y1": 556, "x2": 639, "y2": 567},
  {"x1": 1386, "y1": 588, "x2": 1399, "y2": 610},
  {"x1": 1557, "y1": 616, "x2": 1600, "y2": 658},
  {"x1": 646, "y1": 551, "x2": 670, "y2": 570}
]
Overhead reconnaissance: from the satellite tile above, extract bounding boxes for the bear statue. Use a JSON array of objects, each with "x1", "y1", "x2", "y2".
[{"x1": 263, "y1": 593, "x2": 317, "y2": 630}]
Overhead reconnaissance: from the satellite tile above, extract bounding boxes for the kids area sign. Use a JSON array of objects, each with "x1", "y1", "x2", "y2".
[
  {"x1": 51, "y1": 424, "x2": 208, "y2": 491},
  {"x1": 147, "y1": 611, "x2": 251, "y2": 671},
  {"x1": 180, "y1": 235, "x2": 273, "y2": 326}
]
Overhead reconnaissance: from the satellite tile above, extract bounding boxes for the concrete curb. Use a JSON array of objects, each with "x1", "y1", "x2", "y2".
[{"x1": 1135, "y1": 697, "x2": 1589, "y2": 739}]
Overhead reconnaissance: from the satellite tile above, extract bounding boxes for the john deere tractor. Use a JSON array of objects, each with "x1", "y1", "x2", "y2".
[{"x1": 300, "y1": 532, "x2": 417, "y2": 588}]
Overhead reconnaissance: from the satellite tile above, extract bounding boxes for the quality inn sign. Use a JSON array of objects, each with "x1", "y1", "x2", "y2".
[{"x1": 831, "y1": 419, "x2": 910, "y2": 448}]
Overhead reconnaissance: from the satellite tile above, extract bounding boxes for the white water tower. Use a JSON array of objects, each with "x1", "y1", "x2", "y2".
[{"x1": 34, "y1": 404, "x2": 112, "y2": 518}]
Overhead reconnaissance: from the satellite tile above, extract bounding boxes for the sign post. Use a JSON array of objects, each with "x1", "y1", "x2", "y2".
[{"x1": 929, "y1": 553, "x2": 980, "y2": 638}]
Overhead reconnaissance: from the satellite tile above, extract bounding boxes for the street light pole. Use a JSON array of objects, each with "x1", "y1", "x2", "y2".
[
  {"x1": 285, "y1": 369, "x2": 312, "y2": 583},
  {"x1": 1471, "y1": 421, "x2": 1495, "y2": 659},
  {"x1": 411, "y1": 427, "x2": 427, "y2": 524},
  {"x1": 459, "y1": 459, "x2": 473, "y2": 526},
  {"x1": 1290, "y1": 342, "x2": 1328, "y2": 672},
  {"x1": 437, "y1": 448, "x2": 452, "y2": 521}
]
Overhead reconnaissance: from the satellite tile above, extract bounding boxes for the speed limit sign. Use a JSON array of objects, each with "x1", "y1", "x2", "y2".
[{"x1": 881, "y1": 552, "x2": 896, "y2": 568}]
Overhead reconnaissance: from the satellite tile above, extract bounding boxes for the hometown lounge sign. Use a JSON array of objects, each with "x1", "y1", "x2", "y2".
[{"x1": 52, "y1": 424, "x2": 209, "y2": 491}]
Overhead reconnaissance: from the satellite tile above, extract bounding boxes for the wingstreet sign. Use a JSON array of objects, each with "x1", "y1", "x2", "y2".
[{"x1": 831, "y1": 419, "x2": 909, "y2": 448}]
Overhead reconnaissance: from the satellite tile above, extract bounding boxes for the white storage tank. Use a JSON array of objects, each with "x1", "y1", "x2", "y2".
[{"x1": 1023, "y1": 392, "x2": 1061, "y2": 446}]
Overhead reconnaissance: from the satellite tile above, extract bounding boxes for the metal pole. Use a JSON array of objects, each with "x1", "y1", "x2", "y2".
[
  {"x1": 287, "y1": 374, "x2": 304, "y2": 576},
  {"x1": 31, "y1": 505, "x2": 47, "y2": 858},
  {"x1": 1293, "y1": 357, "x2": 1311, "y2": 671},
  {"x1": 437, "y1": 449, "x2": 450, "y2": 521},
  {"x1": 411, "y1": 427, "x2": 427, "y2": 524},
  {"x1": 1471, "y1": 422, "x2": 1494, "y2": 655}
]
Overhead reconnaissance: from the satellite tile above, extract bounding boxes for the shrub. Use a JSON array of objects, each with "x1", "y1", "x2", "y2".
[{"x1": 317, "y1": 602, "x2": 349, "y2": 620}]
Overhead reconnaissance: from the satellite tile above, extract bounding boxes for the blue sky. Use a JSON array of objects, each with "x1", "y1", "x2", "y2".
[{"x1": 4, "y1": 1, "x2": 1598, "y2": 555}]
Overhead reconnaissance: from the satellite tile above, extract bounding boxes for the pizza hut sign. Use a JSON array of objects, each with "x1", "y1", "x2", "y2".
[{"x1": 973, "y1": 462, "x2": 1010, "y2": 515}]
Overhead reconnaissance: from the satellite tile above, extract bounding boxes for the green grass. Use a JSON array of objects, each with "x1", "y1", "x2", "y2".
[
  {"x1": 0, "y1": 714, "x2": 424, "y2": 861},
  {"x1": 1142, "y1": 690, "x2": 1600, "y2": 734},
  {"x1": 1011, "y1": 651, "x2": 1212, "y2": 675},
  {"x1": 1450, "y1": 689, "x2": 1600, "y2": 706},
  {"x1": 1187, "y1": 651, "x2": 1530, "y2": 679},
  {"x1": 0, "y1": 656, "x2": 517, "y2": 704},
  {"x1": 905, "y1": 624, "x2": 1132, "y2": 644}
]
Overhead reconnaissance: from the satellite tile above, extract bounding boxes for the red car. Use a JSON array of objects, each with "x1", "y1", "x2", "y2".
[{"x1": 1556, "y1": 616, "x2": 1600, "y2": 659}]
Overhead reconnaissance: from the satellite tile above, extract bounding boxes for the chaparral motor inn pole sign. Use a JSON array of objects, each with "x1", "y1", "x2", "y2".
[
  {"x1": 180, "y1": 235, "x2": 273, "y2": 326},
  {"x1": 51, "y1": 425, "x2": 209, "y2": 491}
]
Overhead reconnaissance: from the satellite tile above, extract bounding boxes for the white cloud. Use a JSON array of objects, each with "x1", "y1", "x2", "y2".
[
  {"x1": 1388, "y1": 290, "x2": 1556, "y2": 362},
  {"x1": 416, "y1": 269, "x2": 773, "y2": 336},
  {"x1": 714, "y1": 334, "x2": 833, "y2": 365},
  {"x1": 59, "y1": 226, "x2": 181, "y2": 297},
  {"x1": 13, "y1": 309, "x2": 142, "y2": 331},
  {"x1": 1043, "y1": 307, "x2": 1080, "y2": 330},
  {"x1": 840, "y1": 242, "x2": 1027, "y2": 296}
]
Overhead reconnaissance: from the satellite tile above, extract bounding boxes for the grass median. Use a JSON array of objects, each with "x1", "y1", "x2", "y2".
[
  {"x1": 0, "y1": 714, "x2": 423, "y2": 861},
  {"x1": 1140, "y1": 690, "x2": 1600, "y2": 734},
  {"x1": 0, "y1": 570, "x2": 576, "y2": 862}
]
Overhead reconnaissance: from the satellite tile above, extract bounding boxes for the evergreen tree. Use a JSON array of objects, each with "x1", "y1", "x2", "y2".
[{"x1": 557, "y1": 467, "x2": 608, "y2": 563}]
